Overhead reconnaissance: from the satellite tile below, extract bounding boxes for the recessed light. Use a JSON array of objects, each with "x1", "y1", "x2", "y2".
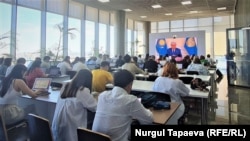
[
  {"x1": 98, "y1": 0, "x2": 110, "y2": 3},
  {"x1": 217, "y1": 7, "x2": 227, "y2": 10},
  {"x1": 140, "y1": 16, "x2": 147, "y2": 18},
  {"x1": 181, "y1": 1, "x2": 192, "y2": 5},
  {"x1": 189, "y1": 11, "x2": 198, "y2": 14},
  {"x1": 152, "y1": 4, "x2": 162, "y2": 8},
  {"x1": 165, "y1": 13, "x2": 173, "y2": 16},
  {"x1": 123, "y1": 9, "x2": 132, "y2": 12}
]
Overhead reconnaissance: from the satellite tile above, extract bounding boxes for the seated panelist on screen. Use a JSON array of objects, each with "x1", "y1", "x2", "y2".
[{"x1": 167, "y1": 42, "x2": 182, "y2": 57}]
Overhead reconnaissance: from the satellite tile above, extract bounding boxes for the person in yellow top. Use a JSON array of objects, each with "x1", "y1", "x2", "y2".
[{"x1": 92, "y1": 61, "x2": 113, "y2": 93}]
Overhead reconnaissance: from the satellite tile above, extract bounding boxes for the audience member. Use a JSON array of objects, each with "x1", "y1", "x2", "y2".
[
  {"x1": 122, "y1": 54, "x2": 146, "y2": 77},
  {"x1": 92, "y1": 61, "x2": 113, "y2": 93},
  {"x1": 0, "y1": 64, "x2": 41, "y2": 125},
  {"x1": 92, "y1": 70, "x2": 153, "y2": 141},
  {"x1": 143, "y1": 55, "x2": 158, "y2": 73},
  {"x1": 152, "y1": 63, "x2": 189, "y2": 124},
  {"x1": 5, "y1": 57, "x2": 26, "y2": 77},
  {"x1": 72, "y1": 57, "x2": 89, "y2": 71},
  {"x1": 0, "y1": 57, "x2": 12, "y2": 76},
  {"x1": 115, "y1": 55, "x2": 125, "y2": 67},
  {"x1": 52, "y1": 69, "x2": 97, "y2": 141},
  {"x1": 57, "y1": 56, "x2": 72, "y2": 75},
  {"x1": 71, "y1": 57, "x2": 80, "y2": 66},
  {"x1": 41, "y1": 56, "x2": 51, "y2": 70},
  {"x1": 186, "y1": 57, "x2": 209, "y2": 75},
  {"x1": 25, "y1": 60, "x2": 48, "y2": 88}
]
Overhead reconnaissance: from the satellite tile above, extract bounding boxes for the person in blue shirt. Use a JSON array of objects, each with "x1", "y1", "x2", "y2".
[
  {"x1": 167, "y1": 42, "x2": 182, "y2": 57},
  {"x1": 155, "y1": 38, "x2": 168, "y2": 56},
  {"x1": 184, "y1": 37, "x2": 197, "y2": 56}
]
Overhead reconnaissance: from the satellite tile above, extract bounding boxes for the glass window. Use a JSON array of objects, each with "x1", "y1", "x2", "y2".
[
  {"x1": 127, "y1": 29, "x2": 132, "y2": 55},
  {"x1": 170, "y1": 28, "x2": 183, "y2": 32},
  {"x1": 0, "y1": 3, "x2": 11, "y2": 56},
  {"x1": 214, "y1": 16, "x2": 230, "y2": 25},
  {"x1": 198, "y1": 17, "x2": 212, "y2": 27},
  {"x1": 184, "y1": 19, "x2": 198, "y2": 27},
  {"x1": 110, "y1": 26, "x2": 115, "y2": 57},
  {"x1": 46, "y1": 12, "x2": 63, "y2": 62},
  {"x1": 99, "y1": 23, "x2": 107, "y2": 54},
  {"x1": 16, "y1": 6, "x2": 41, "y2": 60},
  {"x1": 68, "y1": 17, "x2": 81, "y2": 58},
  {"x1": 184, "y1": 27, "x2": 198, "y2": 31},
  {"x1": 85, "y1": 20, "x2": 95, "y2": 59},
  {"x1": 158, "y1": 21, "x2": 169, "y2": 29},
  {"x1": 151, "y1": 22, "x2": 157, "y2": 33},
  {"x1": 170, "y1": 20, "x2": 183, "y2": 28},
  {"x1": 158, "y1": 29, "x2": 169, "y2": 33}
]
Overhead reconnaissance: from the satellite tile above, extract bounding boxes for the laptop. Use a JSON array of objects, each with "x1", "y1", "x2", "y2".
[
  {"x1": 176, "y1": 63, "x2": 183, "y2": 69},
  {"x1": 32, "y1": 78, "x2": 52, "y2": 96},
  {"x1": 48, "y1": 67, "x2": 61, "y2": 77}
]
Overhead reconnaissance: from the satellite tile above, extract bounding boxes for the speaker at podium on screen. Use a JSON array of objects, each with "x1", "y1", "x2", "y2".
[{"x1": 155, "y1": 38, "x2": 168, "y2": 56}]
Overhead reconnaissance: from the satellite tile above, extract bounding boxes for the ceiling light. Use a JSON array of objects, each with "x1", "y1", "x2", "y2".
[
  {"x1": 140, "y1": 16, "x2": 147, "y2": 18},
  {"x1": 181, "y1": 1, "x2": 192, "y2": 5},
  {"x1": 217, "y1": 7, "x2": 227, "y2": 10},
  {"x1": 124, "y1": 9, "x2": 132, "y2": 12},
  {"x1": 165, "y1": 13, "x2": 173, "y2": 16},
  {"x1": 189, "y1": 11, "x2": 198, "y2": 14},
  {"x1": 152, "y1": 4, "x2": 162, "y2": 8},
  {"x1": 98, "y1": 0, "x2": 110, "y2": 3}
]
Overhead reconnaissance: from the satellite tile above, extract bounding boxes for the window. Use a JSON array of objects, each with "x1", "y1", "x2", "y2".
[
  {"x1": 46, "y1": 12, "x2": 63, "y2": 61},
  {"x1": 99, "y1": 23, "x2": 107, "y2": 54},
  {"x1": 0, "y1": 3, "x2": 11, "y2": 56},
  {"x1": 68, "y1": 17, "x2": 81, "y2": 58},
  {"x1": 16, "y1": 6, "x2": 41, "y2": 60},
  {"x1": 85, "y1": 20, "x2": 95, "y2": 59}
]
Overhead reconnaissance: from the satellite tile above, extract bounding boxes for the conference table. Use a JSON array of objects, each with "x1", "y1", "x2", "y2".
[
  {"x1": 18, "y1": 87, "x2": 180, "y2": 125},
  {"x1": 106, "y1": 80, "x2": 210, "y2": 124}
]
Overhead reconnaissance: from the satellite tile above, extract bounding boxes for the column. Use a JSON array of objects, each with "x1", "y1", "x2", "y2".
[{"x1": 114, "y1": 10, "x2": 126, "y2": 55}]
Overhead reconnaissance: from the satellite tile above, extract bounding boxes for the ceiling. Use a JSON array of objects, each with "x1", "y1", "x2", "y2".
[{"x1": 74, "y1": 0, "x2": 237, "y2": 22}]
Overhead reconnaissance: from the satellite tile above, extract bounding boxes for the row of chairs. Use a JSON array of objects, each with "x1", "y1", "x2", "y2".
[{"x1": 0, "y1": 113, "x2": 111, "y2": 141}]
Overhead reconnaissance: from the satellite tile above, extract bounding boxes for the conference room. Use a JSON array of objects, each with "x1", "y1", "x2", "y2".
[{"x1": 1, "y1": 0, "x2": 250, "y2": 140}]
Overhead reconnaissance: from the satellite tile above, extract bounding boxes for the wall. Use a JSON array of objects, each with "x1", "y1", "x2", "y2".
[
  {"x1": 149, "y1": 31, "x2": 205, "y2": 57},
  {"x1": 234, "y1": 0, "x2": 250, "y2": 27}
]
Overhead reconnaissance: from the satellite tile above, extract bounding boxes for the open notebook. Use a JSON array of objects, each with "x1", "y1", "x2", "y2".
[{"x1": 32, "y1": 78, "x2": 52, "y2": 96}]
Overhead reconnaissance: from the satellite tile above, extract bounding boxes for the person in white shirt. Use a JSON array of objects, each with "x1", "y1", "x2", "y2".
[
  {"x1": 40, "y1": 56, "x2": 51, "y2": 70},
  {"x1": 52, "y1": 69, "x2": 97, "y2": 141},
  {"x1": 186, "y1": 57, "x2": 209, "y2": 75},
  {"x1": 57, "y1": 56, "x2": 72, "y2": 75},
  {"x1": 72, "y1": 57, "x2": 89, "y2": 71},
  {"x1": 153, "y1": 63, "x2": 190, "y2": 124},
  {"x1": 92, "y1": 70, "x2": 153, "y2": 141}
]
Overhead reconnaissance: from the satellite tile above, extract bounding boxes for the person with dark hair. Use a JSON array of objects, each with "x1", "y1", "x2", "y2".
[
  {"x1": 0, "y1": 64, "x2": 41, "y2": 125},
  {"x1": 72, "y1": 57, "x2": 89, "y2": 71},
  {"x1": 71, "y1": 56, "x2": 80, "y2": 66},
  {"x1": 143, "y1": 55, "x2": 158, "y2": 73},
  {"x1": 41, "y1": 56, "x2": 51, "y2": 70},
  {"x1": 25, "y1": 60, "x2": 48, "y2": 88},
  {"x1": 5, "y1": 57, "x2": 26, "y2": 77},
  {"x1": 92, "y1": 70, "x2": 153, "y2": 141},
  {"x1": 57, "y1": 56, "x2": 72, "y2": 75},
  {"x1": 153, "y1": 63, "x2": 189, "y2": 124},
  {"x1": 122, "y1": 54, "x2": 146, "y2": 77},
  {"x1": 186, "y1": 57, "x2": 209, "y2": 75},
  {"x1": 92, "y1": 61, "x2": 113, "y2": 93},
  {"x1": 115, "y1": 55, "x2": 125, "y2": 67},
  {"x1": 0, "y1": 57, "x2": 12, "y2": 76},
  {"x1": 52, "y1": 69, "x2": 97, "y2": 141}
]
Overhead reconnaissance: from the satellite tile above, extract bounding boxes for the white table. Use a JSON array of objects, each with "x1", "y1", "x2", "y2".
[
  {"x1": 179, "y1": 74, "x2": 211, "y2": 82},
  {"x1": 106, "y1": 80, "x2": 210, "y2": 124}
]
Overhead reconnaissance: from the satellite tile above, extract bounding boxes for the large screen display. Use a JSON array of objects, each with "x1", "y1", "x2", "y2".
[{"x1": 155, "y1": 37, "x2": 198, "y2": 57}]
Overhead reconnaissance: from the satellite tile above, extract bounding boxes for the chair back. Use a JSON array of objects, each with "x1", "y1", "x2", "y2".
[
  {"x1": 27, "y1": 114, "x2": 53, "y2": 141},
  {"x1": 0, "y1": 114, "x2": 9, "y2": 141},
  {"x1": 186, "y1": 71, "x2": 199, "y2": 75},
  {"x1": 147, "y1": 75, "x2": 158, "y2": 82},
  {"x1": 66, "y1": 70, "x2": 77, "y2": 79},
  {"x1": 179, "y1": 76, "x2": 194, "y2": 84},
  {"x1": 77, "y1": 127, "x2": 111, "y2": 141}
]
